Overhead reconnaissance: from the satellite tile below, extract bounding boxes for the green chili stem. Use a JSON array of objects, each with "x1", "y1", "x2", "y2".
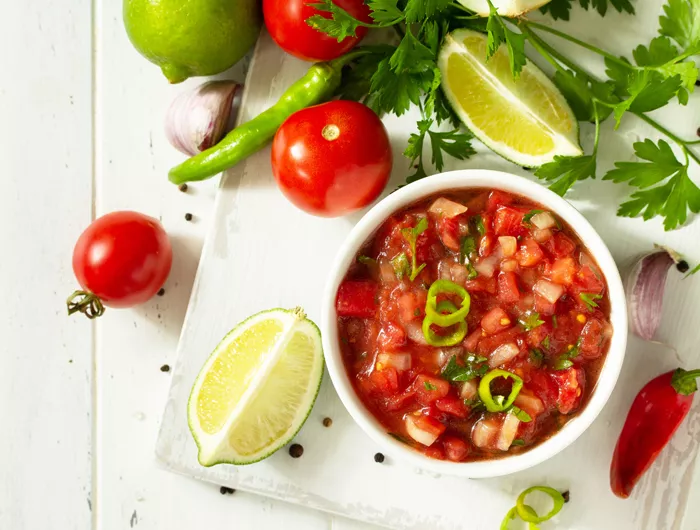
[
  {"x1": 66, "y1": 290, "x2": 105, "y2": 319},
  {"x1": 521, "y1": 20, "x2": 632, "y2": 69},
  {"x1": 671, "y1": 368, "x2": 700, "y2": 395}
]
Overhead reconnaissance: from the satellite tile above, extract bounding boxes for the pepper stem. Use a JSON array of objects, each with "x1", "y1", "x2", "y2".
[
  {"x1": 671, "y1": 368, "x2": 700, "y2": 396},
  {"x1": 67, "y1": 290, "x2": 106, "y2": 319}
]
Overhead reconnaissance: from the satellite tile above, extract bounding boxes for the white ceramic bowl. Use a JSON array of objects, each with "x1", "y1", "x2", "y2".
[{"x1": 321, "y1": 169, "x2": 627, "y2": 479}]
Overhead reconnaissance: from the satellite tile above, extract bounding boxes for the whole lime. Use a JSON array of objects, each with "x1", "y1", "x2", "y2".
[{"x1": 124, "y1": 0, "x2": 262, "y2": 83}]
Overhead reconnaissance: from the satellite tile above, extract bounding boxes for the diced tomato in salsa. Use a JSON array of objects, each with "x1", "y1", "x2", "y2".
[{"x1": 337, "y1": 189, "x2": 611, "y2": 462}]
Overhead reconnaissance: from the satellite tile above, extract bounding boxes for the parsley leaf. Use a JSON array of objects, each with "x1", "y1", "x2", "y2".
[
  {"x1": 610, "y1": 69, "x2": 682, "y2": 128},
  {"x1": 401, "y1": 217, "x2": 429, "y2": 280},
  {"x1": 424, "y1": 381, "x2": 438, "y2": 391},
  {"x1": 553, "y1": 338, "x2": 582, "y2": 370},
  {"x1": 460, "y1": 236, "x2": 479, "y2": 279},
  {"x1": 553, "y1": 70, "x2": 617, "y2": 122},
  {"x1": 428, "y1": 128, "x2": 475, "y2": 172},
  {"x1": 404, "y1": 0, "x2": 453, "y2": 23},
  {"x1": 579, "y1": 292, "x2": 603, "y2": 311},
  {"x1": 603, "y1": 139, "x2": 700, "y2": 230},
  {"x1": 336, "y1": 45, "x2": 395, "y2": 106},
  {"x1": 519, "y1": 312, "x2": 545, "y2": 331},
  {"x1": 542, "y1": 336, "x2": 551, "y2": 350},
  {"x1": 687, "y1": 263, "x2": 700, "y2": 277},
  {"x1": 540, "y1": 0, "x2": 635, "y2": 20},
  {"x1": 367, "y1": 0, "x2": 404, "y2": 25},
  {"x1": 659, "y1": 0, "x2": 700, "y2": 52},
  {"x1": 358, "y1": 255, "x2": 377, "y2": 266},
  {"x1": 529, "y1": 348, "x2": 544, "y2": 367},
  {"x1": 307, "y1": 0, "x2": 369, "y2": 40},
  {"x1": 511, "y1": 438, "x2": 526, "y2": 446},
  {"x1": 535, "y1": 155, "x2": 598, "y2": 196},
  {"x1": 471, "y1": 215, "x2": 486, "y2": 236},
  {"x1": 441, "y1": 354, "x2": 489, "y2": 382},
  {"x1": 391, "y1": 252, "x2": 410, "y2": 280},
  {"x1": 485, "y1": 0, "x2": 527, "y2": 78}
]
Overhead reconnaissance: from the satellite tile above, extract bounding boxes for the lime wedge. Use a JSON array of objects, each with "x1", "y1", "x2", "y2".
[
  {"x1": 438, "y1": 29, "x2": 582, "y2": 167},
  {"x1": 187, "y1": 307, "x2": 324, "y2": 466},
  {"x1": 456, "y1": 0, "x2": 553, "y2": 16}
]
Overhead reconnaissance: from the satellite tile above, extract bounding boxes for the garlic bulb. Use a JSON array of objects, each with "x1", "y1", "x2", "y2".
[{"x1": 165, "y1": 80, "x2": 241, "y2": 156}]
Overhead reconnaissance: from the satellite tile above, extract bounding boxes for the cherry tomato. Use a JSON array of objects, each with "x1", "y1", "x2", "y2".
[
  {"x1": 68, "y1": 211, "x2": 173, "y2": 318},
  {"x1": 271, "y1": 100, "x2": 392, "y2": 217},
  {"x1": 263, "y1": 0, "x2": 371, "y2": 62}
]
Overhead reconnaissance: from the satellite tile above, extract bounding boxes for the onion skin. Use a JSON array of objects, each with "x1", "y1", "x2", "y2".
[
  {"x1": 165, "y1": 80, "x2": 241, "y2": 156},
  {"x1": 626, "y1": 249, "x2": 677, "y2": 340}
]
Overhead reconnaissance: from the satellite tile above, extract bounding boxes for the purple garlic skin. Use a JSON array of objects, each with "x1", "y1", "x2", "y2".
[
  {"x1": 626, "y1": 249, "x2": 676, "y2": 340},
  {"x1": 165, "y1": 80, "x2": 241, "y2": 157}
]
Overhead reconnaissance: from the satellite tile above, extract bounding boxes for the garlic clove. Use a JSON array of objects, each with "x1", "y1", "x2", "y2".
[
  {"x1": 165, "y1": 80, "x2": 241, "y2": 157},
  {"x1": 626, "y1": 245, "x2": 682, "y2": 341}
]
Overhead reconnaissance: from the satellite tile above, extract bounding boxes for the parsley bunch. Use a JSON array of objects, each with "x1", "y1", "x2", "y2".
[{"x1": 309, "y1": 0, "x2": 700, "y2": 230}]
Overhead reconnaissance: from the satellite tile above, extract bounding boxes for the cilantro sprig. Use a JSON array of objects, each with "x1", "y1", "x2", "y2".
[
  {"x1": 541, "y1": 0, "x2": 635, "y2": 21},
  {"x1": 401, "y1": 217, "x2": 429, "y2": 281},
  {"x1": 441, "y1": 354, "x2": 489, "y2": 381}
]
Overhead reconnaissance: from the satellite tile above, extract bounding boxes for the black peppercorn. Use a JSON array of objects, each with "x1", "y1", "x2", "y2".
[
  {"x1": 677, "y1": 260, "x2": 690, "y2": 273},
  {"x1": 322, "y1": 417, "x2": 332, "y2": 427},
  {"x1": 289, "y1": 443, "x2": 304, "y2": 458},
  {"x1": 178, "y1": 183, "x2": 188, "y2": 192},
  {"x1": 374, "y1": 452, "x2": 385, "y2": 463},
  {"x1": 219, "y1": 486, "x2": 235, "y2": 495},
  {"x1": 160, "y1": 364, "x2": 170, "y2": 373},
  {"x1": 157, "y1": 288, "x2": 165, "y2": 296},
  {"x1": 696, "y1": 79, "x2": 700, "y2": 87},
  {"x1": 185, "y1": 213, "x2": 193, "y2": 221}
]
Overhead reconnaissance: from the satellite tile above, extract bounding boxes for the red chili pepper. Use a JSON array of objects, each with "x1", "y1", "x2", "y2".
[
  {"x1": 336, "y1": 280, "x2": 378, "y2": 318},
  {"x1": 610, "y1": 368, "x2": 700, "y2": 499}
]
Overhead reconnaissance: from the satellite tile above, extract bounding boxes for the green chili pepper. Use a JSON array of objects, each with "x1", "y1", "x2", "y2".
[
  {"x1": 425, "y1": 279, "x2": 471, "y2": 327},
  {"x1": 500, "y1": 506, "x2": 539, "y2": 530},
  {"x1": 422, "y1": 300, "x2": 467, "y2": 347},
  {"x1": 516, "y1": 486, "x2": 565, "y2": 524},
  {"x1": 478, "y1": 369, "x2": 524, "y2": 412},
  {"x1": 168, "y1": 52, "x2": 365, "y2": 184}
]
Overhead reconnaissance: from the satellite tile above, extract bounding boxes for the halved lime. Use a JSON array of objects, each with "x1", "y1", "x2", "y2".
[
  {"x1": 187, "y1": 307, "x2": 324, "y2": 466},
  {"x1": 438, "y1": 29, "x2": 582, "y2": 167}
]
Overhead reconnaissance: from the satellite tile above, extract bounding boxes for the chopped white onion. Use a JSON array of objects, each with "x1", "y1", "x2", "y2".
[
  {"x1": 378, "y1": 259, "x2": 397, "y2": 283},
  {"x1": 533, "y1": 279, "x2": 565, "y2": 304},
  {"x1": 497, "y1": 412, "x2": 521, "y2": 451},
  {"x1": 488, "y1": 342, "x2": 520, "y2": 368},
  {"x1": 437, "y1": 259, "x2": 452, "y2": 280},
  {"x1": 377, "y1": 352, "x2": 412, "y2": 372},
  {"x1": 436, "y1": 346, "x2": 463, "y2": 367},
  {"x1": 531, "y1": 211, "x2": 557, "y2": 230},
  {"x1": 514, "y1": 392, "x2": 544, "y2": 417},
  {"x1": 474, "y1": 255, "x2": 499, "y2": 278},
  {"x1": 450, "y1": 262, "x2": 469, "y2": 285},
  {"x1": 471, "y1": 417, "x2": 500, "y2": 449},
  {"x1": 501, "y1": 258, "x2": 518, "y2": 272},
  {"x1": 404, "y1": 321, "x2": 428, "y2": 345},
  {"x1": 405, "y1": 415, "x2": 439, "y2": 446},
  {"x1": 533, "y1": 228, "x2": 553, "y2": 243},
  {"x1": 460, "y1": 379, "x2": 478, "y2": 400},
  {"x1": 498, "y1": 236, "x2": 517, "y2": 257},
  {"x1": 428, "y1": 197, "x2": 468, "y2": 218}
]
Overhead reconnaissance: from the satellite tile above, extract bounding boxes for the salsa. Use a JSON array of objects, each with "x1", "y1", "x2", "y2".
[{"x1": 335, "y1": 189, "x2": 612, "y2": 462}]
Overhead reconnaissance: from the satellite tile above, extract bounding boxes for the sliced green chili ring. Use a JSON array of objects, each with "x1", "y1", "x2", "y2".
[
  {"x1": 422, "y1": 300, "x2": 467, "y2": 347},
  {"x1": 500, "y1": 506, "x2": 540, "y2": 530},
  {"x1": 478, "y1": 369, "x2": 524, "y2": 412},
  {"x1": 516, "y1": 486, "x2": 565, "y2": 524},
  {"x1": 425, "y1": 279, "x2": 471, "y2": 327}
]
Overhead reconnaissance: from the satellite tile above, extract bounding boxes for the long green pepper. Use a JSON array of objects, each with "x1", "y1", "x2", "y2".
[{"x1": 168, "y1": 53, "x2": 363, "y2": 184}]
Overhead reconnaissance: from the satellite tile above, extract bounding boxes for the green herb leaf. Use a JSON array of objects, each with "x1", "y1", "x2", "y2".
[
  {"x1": 391, "y1": 252, "x2": 410, "y2": 280},
  {"x1": 336, "y1": 45, "x2": 395, "y2": 106},
  {"x1": 554, "y1": 358, "x2": 574, "y2": 370},
  {"x1": 367, "y1": 0, "x2": 404, "y2": 24},
  {"x1": 542, "y1": 336, "x2": 551, "y2": 350},
  {"x1": 485, "y1": 0, "x2": 527, "y2": 78},
  {"x1": 404, "y1": 0, "x2": 453, "y2": 23},
  {"x1": 428, "y1": 128, "x2": 475, "y2": 172},
  {"x1": 535, "y1": 155, "x2": 597, "y2": 196},
  {"x1": 553, "y1": 69, "x2": 617, "y2": 122},
  {"x1": 510, "y1": 406, "x2": 533, "y2": 423},
  {"x1": 522, "y1": 209, "x2": 545, "y2": 226},
  {"x1": 552, "y1": 315, "x2": 558, "y2": 328},
  {"x1": 401, "y1": 217, "x2": 429, "y2": 281},
  {"x1": 358, "y1": 255, "x2": 377, "y2": 266},
  {"x1": 603, "y1": 139, "x2": 700, "y2": 230},
  {"x1": 511, "y1": 438, "x2": 526, "y2": 446},
  {"x1": 529, "y1": 348, "x2": 544, "y2": 367},
  {"x1": 424, "y1": 381, "x2": 438, "y2": 391},
  {"x1": 553, "y1": 338, "x2": 582, "y2": 370},
  {"x1": 686, "y1": 263, "x2": 700, "y2": 277},
  {"x1": 541, "y1": 0, "x2": 634, "y2": 20},
  {"x1": 460, "y1": 236, "x2": 477, "y2": 264},
  {"x1": 441, "y1": 355, "x2": 489, "y2": 382},
  {"x1": 659, "y1": 0, "x2": 700, "y2": 52},
  {"x1": 579, "y1": 292, "x2": 603, "y2": 311},
  {"x1": 471, "y1": 215, "x2": 486, "y2": 237},
  {"x1": 519, "y1": 312, "x2": 545, "y2": 331}
]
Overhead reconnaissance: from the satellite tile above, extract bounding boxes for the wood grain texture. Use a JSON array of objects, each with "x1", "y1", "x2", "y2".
[
  {"x1": 157, "y1": 2, "x2": 700, "y2": 529},
  {"x1": 0, "y1": 0, "x2": 93, "y2": 528}
]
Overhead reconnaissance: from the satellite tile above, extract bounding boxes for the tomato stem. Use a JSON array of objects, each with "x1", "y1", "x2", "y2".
[{"x1": 66, "y1": 290, "x2": 105, "y2": 319}]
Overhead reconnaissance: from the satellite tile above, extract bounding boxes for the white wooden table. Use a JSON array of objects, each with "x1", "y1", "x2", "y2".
[{"x1": 2, "y1": 0, "x2": 700, "y2": 529}]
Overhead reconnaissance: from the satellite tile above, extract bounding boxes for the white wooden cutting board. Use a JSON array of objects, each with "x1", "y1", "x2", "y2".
[{"x1": 156, "y1": 3, "x2": 700, "y2": 528}]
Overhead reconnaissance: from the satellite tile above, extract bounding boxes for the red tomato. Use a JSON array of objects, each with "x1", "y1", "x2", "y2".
[
  {"x1": 336, "y1": 280, "x2": 378, "y2": 318},
  {"x1": 443, "y1": 436, "x2": 470, "y2": 462},
  {"x1": 263, "y1": 0, "x2": 371, "y2": 61},
  {"x1": 497, "y1": 271, "x2": 520, "y2": 303},
  {"x1": 494, "y1": 206, "x2": 526, "y2": 236},
  {"x1": 412, "y1": 375, "x2": 450, "y2": 404},
  {"x1": 481, "y1": 307, "x2": 512, "y2": 335},
  {"x1": 435, "y1": 397, "x2": 469, "y2": 419},
  {"x1": 369, "y1": 367, "x2": 399, "y2": 395},
  {"x1": 516, "y1": 238, "x2": 545, "y2": 267},
  {"x1": 272, "y1": 101, "x2": 393, "y2": 217},
  {"x1": 69, "y1": 211, "x2": 172, "y2": 316},
  {"x1": 551, "y1": 367, "x2": 585, "y2": 414}
]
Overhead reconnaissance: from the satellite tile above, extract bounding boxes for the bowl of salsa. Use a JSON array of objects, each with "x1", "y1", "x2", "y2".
[{"x1": 322, "y1": 169, "x2": 627, "y2": 478}]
